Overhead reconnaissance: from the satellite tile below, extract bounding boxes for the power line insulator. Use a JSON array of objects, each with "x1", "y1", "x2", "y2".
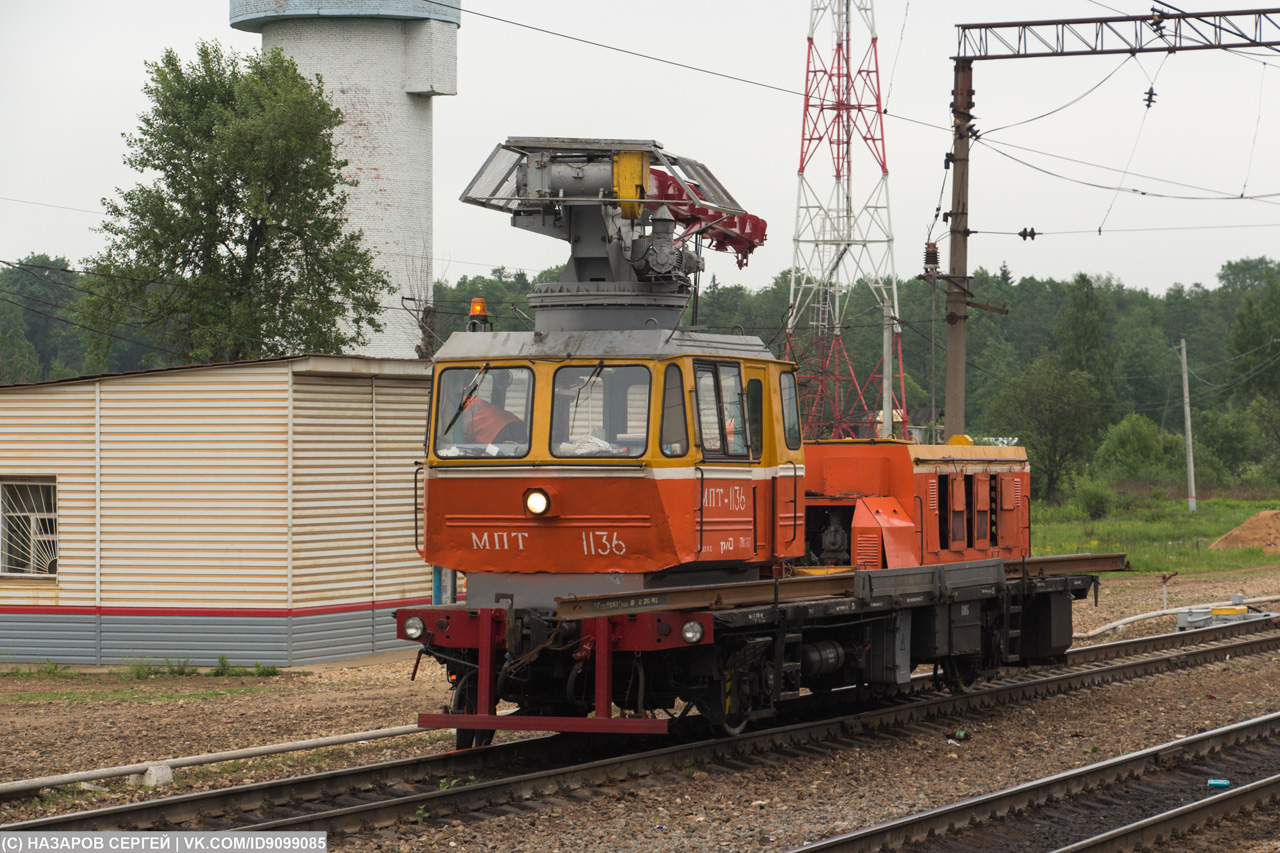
[
  {"x1": 1018, "y1": 227, "x2": 1037, "y2": 241},
  {"x1": 1144, "y1": 87, "x2": 1157, "y2": 108},
  {"x1": 924, "y1": 242, "x2": 940, "y2": 275}
]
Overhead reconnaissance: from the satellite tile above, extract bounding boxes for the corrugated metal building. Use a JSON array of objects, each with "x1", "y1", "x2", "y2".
[{"x1": 0, "y1": 356, "x2": 433, "y2": 665}]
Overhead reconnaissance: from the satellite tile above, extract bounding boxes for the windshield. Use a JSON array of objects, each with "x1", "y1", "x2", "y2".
[
  {"x1": 551, "y1": 365, "x2": 650, "y2": 458},
  {"x1": 434, "y1": 366, "x2": 533, "y2": 458}
]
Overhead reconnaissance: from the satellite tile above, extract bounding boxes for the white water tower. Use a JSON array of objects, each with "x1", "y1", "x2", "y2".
[{"x1": 230, "y1": 0, "x2": 460, "y2": 357}]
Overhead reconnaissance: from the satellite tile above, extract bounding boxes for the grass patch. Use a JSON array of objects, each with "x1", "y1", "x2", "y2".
[
  {"x1": 111, "y1": 655, "x2": 280, "y2": 680},
  {"x1": 164, "y1": 658, "x2": 199, "y2": 676},
  {"x1": 118, "y1": 656, "x2": 162, "y2": 680},
  {"x1": 0, "y1": 686, "x2": 274, "y2": 705},
  {"x1": 1033, "y1": 496, "x2": 1280, "y2": 574},
  {"x1": 1, "y1": 660, "x2": 82, "y2": 679},
  {"x1": 207, "y1": 655, "x2": 281, "y2": 678}
]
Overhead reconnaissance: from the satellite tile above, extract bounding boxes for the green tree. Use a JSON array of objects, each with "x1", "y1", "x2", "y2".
[
  {"x1": 1193, "y1": 408, "x2": 1263, "y2": 480},
  {"x1": 984, "y1": 351, "x2": 1099, "y2": 503},
  {"x1": 972, "y1": 335, "x2": 1020, "y2": 433},
  {"x1": 1111, "y1": 308, "x2": 1177, "y2": 423},
  {"x1": 1229, "y1": 265, "x2": 1280, "y2": 455},
  {"x1": 1216, "y1": 256, "x2": 1279, "y2": 325},
  {"x1": 0, "y1": 255, "x2": 97, "y2": 378},
  {"x1": 80, "y1": 41, "x2": 390, "y2": 364},
  {"x1": 1054, "y1": 273, "x2": 1118, "y2": 424},
  {"x1": 0, "y1": 300, "x2": 41, "y2": 384}
]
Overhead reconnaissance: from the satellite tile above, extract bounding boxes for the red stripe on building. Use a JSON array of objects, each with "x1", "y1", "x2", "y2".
[{"x1": 0, "y1": 595, "x2": 438, "y2": 618}]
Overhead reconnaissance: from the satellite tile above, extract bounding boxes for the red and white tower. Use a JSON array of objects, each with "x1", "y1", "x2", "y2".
[{"x1": 787, "y1": 0, "x2": 905, "y2": 439}]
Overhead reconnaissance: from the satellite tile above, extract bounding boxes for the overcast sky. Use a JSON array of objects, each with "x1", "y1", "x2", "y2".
[{"x1": 1, "y1": 1, "x2": 1277, "y2": 300}]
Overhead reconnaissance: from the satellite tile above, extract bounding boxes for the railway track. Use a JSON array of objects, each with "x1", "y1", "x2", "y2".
[
  {"x1": 790, "y1": 709, "x2": 1280, "y2": 853},
  {"x1": 6, "y1": 619, "x2": 1279, "y2": 836}
]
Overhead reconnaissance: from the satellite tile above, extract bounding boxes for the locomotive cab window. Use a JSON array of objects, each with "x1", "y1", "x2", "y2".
[
  {"x1": 779, "y1": 371, "x2": 802, "y2": 450},
  {"x1": 693, "y1": 362, "x2": 749, "y2": 458},
  {"x1": 660, "y1": 364, "x2": 688, "y2": 457},
  {"x1": 435, "y1": 365, "x2": 533, "y2": 458},
  {"x1": 552, "y1": 364, "x2": 650, "y2": 457},
  {"x1": 746, "y1": 378, "x2": 763, "y2": 460}
]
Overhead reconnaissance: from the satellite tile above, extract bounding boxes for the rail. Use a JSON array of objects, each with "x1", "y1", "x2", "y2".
[
  {"x1": 786, "y1": 707, "x2": 1280, "y2": 852},
  {"x1": 11, "y1": 625, "x2": 1280, "y2": 834}
]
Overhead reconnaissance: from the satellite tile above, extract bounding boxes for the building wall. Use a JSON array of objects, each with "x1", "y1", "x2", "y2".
[
  {"x1": 290, "y1": 370, "x2": 431, "y2": 655},
  {"x1": 370, "y1": 376, "x2": 431, "y2": 607},
  {"x1": 0, "y1": 382, "x2": 97, "y2": 610},
  {"x1": 0, "y1": 358, "x2": 432, "y2": 665},
  {"x1": 0, "y1": 610, "x2": 407, "y2": 666},
  {"x1": 98, "y1": 363, "x2": 292, "y2": 608},
  {"x1": 292, "y1": 372, "x2": 376, "y2": 607}
]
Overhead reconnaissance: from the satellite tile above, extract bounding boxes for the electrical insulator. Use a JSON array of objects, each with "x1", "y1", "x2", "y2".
[
  {"x1": 923, "y1": 242, "x2": 940, "y2": 276},
  {"x1": 1144, "y1": 87, "x2": 1157, "y2": 108}
]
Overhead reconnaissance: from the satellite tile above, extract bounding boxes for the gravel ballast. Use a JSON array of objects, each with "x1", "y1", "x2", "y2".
[{"x1": 3, "y1": 564, "x2": 1280, "y2": 851}]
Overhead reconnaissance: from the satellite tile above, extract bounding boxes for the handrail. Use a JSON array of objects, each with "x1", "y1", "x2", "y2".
[
  {"x1": 696, "y1": 466, "x2": 705, "y2": 554},
  {"x1": 414, "y1": 463, "x2": 425, "y2": 557},
  {"x1": 914, "y1": 494, "x2": 925, "y2": 560},
  {"x1": 787, "y1": 460, "x2": 799, "y2": 543}
]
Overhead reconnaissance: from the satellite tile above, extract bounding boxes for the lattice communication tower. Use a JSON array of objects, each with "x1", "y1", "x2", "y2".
[{"x1": 786, "y1": 0, "x2": 905, "y2": 439}]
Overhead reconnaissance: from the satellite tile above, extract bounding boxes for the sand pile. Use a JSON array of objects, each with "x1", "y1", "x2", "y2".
[{"x1": 1209, "y1": 510, "x2": 1280, "y2": 554}]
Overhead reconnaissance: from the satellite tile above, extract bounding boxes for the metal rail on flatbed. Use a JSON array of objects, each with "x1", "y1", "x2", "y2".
[
  {"x1": 554, "y1": 555, "x2": 1118, "y2": 619},
  {"x1": 1020, "y1": 552, "x2": 1129, "y2": 575}
]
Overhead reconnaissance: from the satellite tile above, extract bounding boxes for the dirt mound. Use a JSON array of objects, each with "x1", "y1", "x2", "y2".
[{"x1": 1209, "y1": 510, "x2": 1280, "y2": 554}]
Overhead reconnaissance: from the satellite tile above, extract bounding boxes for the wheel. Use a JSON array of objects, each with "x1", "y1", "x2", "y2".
[
  {"x1": 451, "y1": 671, "x2": 495, "y2": 750},
  {"x1": 696, "y1": 669, "x2": 751, "y2": 737},
  {"x1": 938, "y1": 657, "x2": 980, "y2": 694},
  {"x1": 720, "y1": 713, "x2": 749, "y2": 737}
]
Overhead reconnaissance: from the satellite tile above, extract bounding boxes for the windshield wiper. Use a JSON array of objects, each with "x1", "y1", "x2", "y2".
[
  {"x1": 440, "y1": 362, "x2": 490, "y2": 438},
  {"x1": 573, "y1": 360, "x2": 605, "y2": 410}
]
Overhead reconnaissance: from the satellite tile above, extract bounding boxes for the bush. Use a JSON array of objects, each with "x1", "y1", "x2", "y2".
[
  {"x1": 1194, "y1": 408, "x2": 1265, "y2": 479},
  {"x1": 1093, "y1": 414, "x2": 1184, "y2": 486},
  {"x1": 208, "y1": 655, "x2": 241, "y2": 677},
  {"x1": 1071, "y1": 477, "x2": 1115, "y2": 520}
]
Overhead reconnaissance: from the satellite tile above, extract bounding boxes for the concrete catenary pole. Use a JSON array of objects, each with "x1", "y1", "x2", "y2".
[
  {"x1": 943, "y1": 59, "x2": 973, "y2": 440},
  {"x1": 1179, "y1": 338, "x2": 1197, "y2": 512},
  {"x1": 229, "y1": 1, "x2": 460, "y2": 358}
]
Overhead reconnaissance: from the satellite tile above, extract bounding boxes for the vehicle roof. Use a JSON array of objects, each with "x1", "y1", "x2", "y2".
[{"x1": 433, "y1": 329, "x2": 781, "y2": 362}]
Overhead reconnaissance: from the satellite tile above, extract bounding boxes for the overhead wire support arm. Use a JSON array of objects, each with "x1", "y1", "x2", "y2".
[
  {"x1": 954, "y1": 9, "x2": 1280, "y2": 60},
  {"x1": 937, "y1": 7, "x2": 1280, "y2": 441}
]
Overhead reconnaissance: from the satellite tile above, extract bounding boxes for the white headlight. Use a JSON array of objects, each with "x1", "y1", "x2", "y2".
[
  {"x1": 403, "y1": 616, "x2": 426, "y2": 640},
  {"x1": 525, "y1": 489, "x2": 549, "y2": 515},
  {"x1": 681, "y1": 619, "x2": 705, "y2": 644}
]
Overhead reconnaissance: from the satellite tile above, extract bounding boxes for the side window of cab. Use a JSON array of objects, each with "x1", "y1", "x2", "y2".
[
  {"x1": 693, "y1": 361, "x2": 749, "y2": 458},
  {"x1": 779, "y1": 371, "x2": 802, "y2": 450},
  {"x1": 746, "y1": 378, "x2": 763, "y2": 460},
  {"x1": 660, "y1": 364, "x2": 688, "y2": 457}
]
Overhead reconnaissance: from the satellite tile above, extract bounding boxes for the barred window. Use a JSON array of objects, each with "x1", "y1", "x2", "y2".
[{"x1": 1, "y1": 478, "x2": 57, "y2": 576}]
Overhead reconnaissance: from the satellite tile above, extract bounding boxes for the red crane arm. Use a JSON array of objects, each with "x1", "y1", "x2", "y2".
[{"x1": 648, "y1": 169, "x2": 768, "y2": 269}]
